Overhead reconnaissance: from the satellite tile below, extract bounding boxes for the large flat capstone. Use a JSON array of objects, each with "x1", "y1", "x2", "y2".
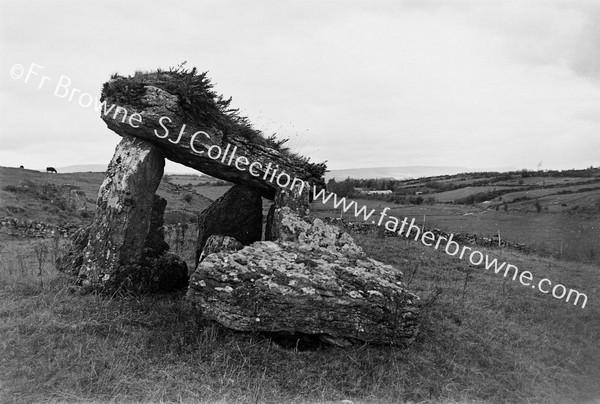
[{"x1": 100, "y1": 72, "x2": 326, "y2": 199}]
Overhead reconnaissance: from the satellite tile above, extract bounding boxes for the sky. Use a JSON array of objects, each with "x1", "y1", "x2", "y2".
[{"x1": 1, "y1": 0, "x2": 599, "y2": 173}]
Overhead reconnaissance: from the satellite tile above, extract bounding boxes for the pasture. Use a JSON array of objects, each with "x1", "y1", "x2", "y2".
[
  {"x1": 1, "y1": 166, "x2": 599, "y2": 403},
  {"x1": 312, "y1": 197, "x2": 600, "y2": 265},
  {"x1": 1, "y1": 227, "x2": 599, "y2": 403}
]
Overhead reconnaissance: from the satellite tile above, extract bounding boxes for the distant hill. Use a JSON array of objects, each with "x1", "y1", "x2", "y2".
[
  {"x1": 55, "y1": 164, "x2": 107, "y2": 173},
  {"x1": 36, "y1": 165, "x2": 517, "y2": 179},
  {"x1": 0, "y1": 166, "x2": 213, "y2": 227},
  {"x1": 55, "y1": 164, "x2": 205, "y2": 175},
  {"x1": 325, "y1": 166, "x2": 518, "y2": 181}
]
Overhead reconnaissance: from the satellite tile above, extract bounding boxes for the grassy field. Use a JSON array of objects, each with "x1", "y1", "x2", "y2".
[
  {"x1": 0, "y1": 167, "x2": 214, "y2": 227},
  {"x1": 428, "y1": 186, "x2": 517, "y2": 203},
  {"x1": 166, "y1": 174, "x2": 231, "y2": 201},
  {"x1": 427, "y1": 175, "x2": 600, "y2": 189},
  {"x1": 1, "y1": 166, "x2": 600, "y2": 403},
  {"x1": 499, "y1": 184, "x2": 600, "y2": 203},
  {"x1": 312, "y1": 197, "x2": 600, "y2": 265},
  {"x1": 1, "y1": 227, "x2": 599, "y2": 403}
]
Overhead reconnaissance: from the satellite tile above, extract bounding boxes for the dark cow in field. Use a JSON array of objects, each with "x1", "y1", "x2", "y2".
[{"x1": 46, "y1": 167, "x2": 57, "y2": 173}]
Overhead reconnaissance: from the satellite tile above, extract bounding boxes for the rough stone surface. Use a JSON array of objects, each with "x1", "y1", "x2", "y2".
[
  {"x1": 142, "y1": 195, "x2": 170, "y2": 258},
  {"x1": 128, "y1": 252, "x2": 188, "y2": 293},
  {"x1": 265, "y1": 184, "x2": 311, "y2": 241},
  {"x1": 55, "y1": 225, "x2": 91, "y2": 276},
  {"x1": 57, "y1": 136, "x2": 188, "y2": 292},
  {"x1": 101, "y1": 81, "x2": 324, "y2": 199},
  {"x1": 198, "y1": 235, "x2": 243, "y2": 263},
  {"x1": 132, "y1": 194, "x2": 188, "y2": 293},
  {"x1": 68, "y1": 189, "x2": 88, "y2": 211},
  {"x1": 78, "y1": 135, "x2": 165, "y2": 288},
  {"x1": 194, "y1": 184, "x2": 263, "y2": 267},
  {"x1": 187, "y1": 208, "x2": 420, "y2": 346}
]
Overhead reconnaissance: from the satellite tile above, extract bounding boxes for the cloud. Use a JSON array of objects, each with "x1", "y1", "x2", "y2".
[
  {"x1": 1, "y1": 0, "x2": 599, "y2": 172},
  {"x1": 568, "y1": 5, "x2": 600, "y2": 79},
  {"x1": 468, "y1": 2, "x2": 600, "y2": 81}
]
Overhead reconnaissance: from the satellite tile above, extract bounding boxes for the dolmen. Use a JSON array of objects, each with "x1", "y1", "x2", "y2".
[{"x1": 57, "y1": 66, "x2": 420, "y2": 346}]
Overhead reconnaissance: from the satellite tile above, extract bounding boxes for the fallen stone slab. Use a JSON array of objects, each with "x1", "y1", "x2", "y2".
[{"x1": 187, "y1": 209, "x2": 419, "y2": 346}]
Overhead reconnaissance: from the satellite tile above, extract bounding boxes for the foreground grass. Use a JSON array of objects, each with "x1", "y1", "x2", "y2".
[{"x1": 1, "y1": 233, "x2": 599, "y2": 403}]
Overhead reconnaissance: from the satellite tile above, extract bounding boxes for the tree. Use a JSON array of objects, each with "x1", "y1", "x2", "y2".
[{"x1": 326, "y1": 179, "x2": 355, "y2": 197}]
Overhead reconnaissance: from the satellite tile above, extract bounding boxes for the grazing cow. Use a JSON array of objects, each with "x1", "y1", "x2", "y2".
[{"x1": 46, "y1": 167, "x2": 57, "y2": 173}]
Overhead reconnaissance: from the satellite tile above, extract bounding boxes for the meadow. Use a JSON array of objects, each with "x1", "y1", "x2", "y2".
[
  {"x1": 1, "y1": 167, "x2": 599, "y2": 403},
  {"x1": 312, "y1": 197, "x2": 600, "y2": 265},
  {"x1": 1, "y1": 227, "x2": 599, "y2": 403}
]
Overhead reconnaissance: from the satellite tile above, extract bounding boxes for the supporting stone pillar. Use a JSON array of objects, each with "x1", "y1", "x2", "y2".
[{"x1": 58, "y1": 135, "x2": 187, "y2": 292}]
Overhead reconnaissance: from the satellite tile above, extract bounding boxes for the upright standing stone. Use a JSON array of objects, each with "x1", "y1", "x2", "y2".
[
  {"x1": 133, "y1": 195, "x2": 188, "y2": 292},
  {"x1": 265, "y1": 182, "x2": 311, "y2": 241},
  {"x1": 78, "y1": 135, "x2": 165, "y2": 289},
  {"x1": 195, "y1": 184, "x2": 263, "y2": 267},
  {"x1": 142, "y1": 195, "x2": 170, "y2": 258}
]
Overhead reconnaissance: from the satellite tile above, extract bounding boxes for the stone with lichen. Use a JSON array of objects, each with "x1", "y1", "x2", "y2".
[
  {"x1": 198, "y1": 235, "x2": 244, "y2": 263},
  {"x1": 100, "y1": 70, "x2": 326, "y2": 199},
  {"x1": 57, "y1": 135, "x2": 188, "y2": 292},
  {"x1": 187, "y1": 208, "x2": 419, "y2": 346}
]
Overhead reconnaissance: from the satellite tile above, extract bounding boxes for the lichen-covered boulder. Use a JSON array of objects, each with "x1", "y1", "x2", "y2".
[
  {"x1": 187, "y1": 208, "x2": 420, "y2": 346},
  {"x1": 265, "y1": 184, "x2": 311, "y2": 241},
  {"x1": 198, "y1": 235, "x2": 243, "y2": 263}
]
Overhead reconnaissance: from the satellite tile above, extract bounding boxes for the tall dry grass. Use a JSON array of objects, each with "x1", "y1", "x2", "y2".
[{"x1": 0, "y1": 230, "x2": 599, "y2": 403}]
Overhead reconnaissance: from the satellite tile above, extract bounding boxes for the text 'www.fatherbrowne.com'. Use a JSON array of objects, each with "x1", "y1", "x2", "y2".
[{"x1": 309, "y1": 189, "x2": 588, "y2": 309}]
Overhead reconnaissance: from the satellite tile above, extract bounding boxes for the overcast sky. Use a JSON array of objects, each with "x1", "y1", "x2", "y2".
[{"x1": 1, "y1": 0, "x2": 599, "y2": 173}]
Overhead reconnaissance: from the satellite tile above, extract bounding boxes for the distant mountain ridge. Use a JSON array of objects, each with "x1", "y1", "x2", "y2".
[
  {"x1": 325, "y1": 166, "x2": 518, "y2": 181},
  {"x1": 51, "y1": 165, "x2": 518, "y2": 179},
  {"x1": 55, "y1": 164, "x2": 107, "y2": 173},
  {"x1": 54, "y1": 164, "x2": 203, "y2": 175}
]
